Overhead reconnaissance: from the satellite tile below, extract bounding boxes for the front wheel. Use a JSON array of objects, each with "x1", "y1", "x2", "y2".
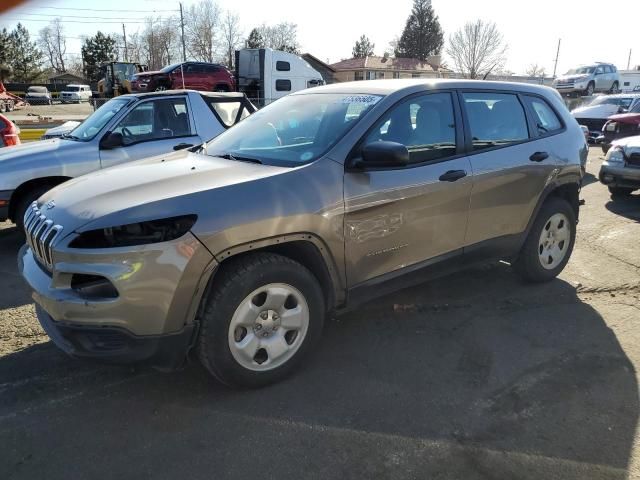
[
  {"x1": 513, "y1": 197, "x2": 576, "y2": 283},
  {"x1": 609, "y1": 186, "x2": 634, "y2": 198},
  {"x1": 585, "y1": 82, "x2": 595, "y2": 96},
  {"x1": 197, "y1": 252, "x2": 325, "y2": 388},
  {"x1": 13, "y1": 184, "x2": 57, "y2": 233}
]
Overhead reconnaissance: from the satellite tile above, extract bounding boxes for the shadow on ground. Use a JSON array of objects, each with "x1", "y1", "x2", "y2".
[
  {"x1": 605, "y1": 195, "x2": 640, "y2": 222},
  {"x1": 1, "y1": 263, "x2": 637, "y2": 479}
]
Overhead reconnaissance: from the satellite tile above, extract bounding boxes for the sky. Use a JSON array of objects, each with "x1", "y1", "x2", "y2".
[{"x1": 1, "y1": 0, "x2": 639, "y2": 75}]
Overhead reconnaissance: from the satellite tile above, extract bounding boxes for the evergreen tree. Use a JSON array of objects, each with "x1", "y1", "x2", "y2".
[
  {"x1": 81, "y1": 32, "x2": 117, "y2": 83},
  {"x1": 394, "y1": 0, "x2": 443, "y2": 61},
  {"x1": 8, "y1": 24, "x2": 43, "y2": 82},
  {"x1": 245, "y1": 28, "x2": 265, "y2": 49},
  {"x1": 352, "y1": 35, "x2": 375, "y2": 58}
]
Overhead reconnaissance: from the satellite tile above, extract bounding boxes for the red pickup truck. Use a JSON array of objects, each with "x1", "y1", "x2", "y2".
[{"x1": 131, "y1": 62, "x2": 235, "y2": 93}]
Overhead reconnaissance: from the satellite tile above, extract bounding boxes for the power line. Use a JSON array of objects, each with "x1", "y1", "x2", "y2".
[
  {"x1": 23, "y1": 6, "x2": 179, "y2": 13},
  {"x1": 15, "y1": 12, "x2": 153, "y2": 20},
  {"x1": 4, "y1": 17, "x2": 147, "y2": 24}
]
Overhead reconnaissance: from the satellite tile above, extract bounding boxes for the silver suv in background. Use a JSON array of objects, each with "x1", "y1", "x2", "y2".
[
  {"x1": 19, "y1": 80, "x2": 586, "y2": 388},
  {"x1": 553, "y1": 63, "x2": 620, "y2": 96}
]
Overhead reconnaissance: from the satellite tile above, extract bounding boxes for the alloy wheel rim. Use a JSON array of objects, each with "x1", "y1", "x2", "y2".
[
  {"x1": 538, "y1": 212, "x2": 570, "y2": 270},
  {"x1": 228, "y1": 283, "x2": 310, "y2": 371}
]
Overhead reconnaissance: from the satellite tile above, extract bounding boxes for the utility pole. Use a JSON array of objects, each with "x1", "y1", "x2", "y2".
[
  {"x1": 628, "y1": 49, "x2": 632, "y2": 70},
  {"x1": 552, "y1": 38, "x2": 561, "y2": 78},
  {"x1": 122, "y1": 24, "x2": 128, "y2": 62},
  {"x1": 179, "y1": 3, "x2": 187, "y2": 62}
]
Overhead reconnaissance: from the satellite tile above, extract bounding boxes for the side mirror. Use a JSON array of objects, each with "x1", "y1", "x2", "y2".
[
  {"x1": 617, "y1": 106, "x2": 628, "y2": 114},
  {"x1": 355, "y1": 141, "x2": 410, "y2": 168},
  {"x1": 100, "y1": 131, "x2": 123, "y2": 149}
]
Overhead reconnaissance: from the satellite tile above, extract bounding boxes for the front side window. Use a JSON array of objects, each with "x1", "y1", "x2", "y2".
[
  {"x1": 524, "y1": 96, "x2": 562, "y2": 135},
  {"x1": 595, "y1": 66, "x2": 605, "y2": 75},
  {"x1": 206, "y1": 93, "x2": 382, "y2": 166},
  {"x1": 364, "y1": 92, "x2": 456, "y2": 164},
  {"x1": 462, "y1": 92, "x2": 529, "y2": 150},
  {"x1": 112, "y1": 97, "x2": 190, "y2": 145}
]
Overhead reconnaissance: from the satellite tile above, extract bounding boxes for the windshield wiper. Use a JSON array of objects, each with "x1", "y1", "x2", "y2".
[
  {"x1": 215, "y1": 153, "x2": 263, "y2": 164},
  {"x1": 60, "y1": 133, "x2": 80, "y2": 141}
]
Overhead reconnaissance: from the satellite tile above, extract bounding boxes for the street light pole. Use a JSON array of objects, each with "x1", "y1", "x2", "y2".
[{"x1": 552, "y1": 38, "x2": 561, "y2": 78}]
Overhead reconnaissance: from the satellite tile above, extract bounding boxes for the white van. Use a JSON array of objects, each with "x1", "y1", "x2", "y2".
[
  {"x1": 60, "y1": 84, "x2": 92, "y2": 103},
  {"x1": 235, "y1": 48, "x2": 324, "y2": 106}
]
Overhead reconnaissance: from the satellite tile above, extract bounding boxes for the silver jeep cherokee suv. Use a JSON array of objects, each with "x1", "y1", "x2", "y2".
[{"x1": 19, "y1": 80, "x2": 586, "y2": 387}]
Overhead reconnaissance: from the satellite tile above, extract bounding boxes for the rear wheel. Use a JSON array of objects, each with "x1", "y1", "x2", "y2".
[
  {"x1": 608, "y1": 186, "x2": 634, "y2": 198},
  {"x1": 610, "y1": 81, "x2": 619, "y2": 94},
  {"x1": 513, "y1": 197, "x2": 576, "y2": 283},
  {"x1": 197, "y1": 252, "x2": 325, "y2": 388}
]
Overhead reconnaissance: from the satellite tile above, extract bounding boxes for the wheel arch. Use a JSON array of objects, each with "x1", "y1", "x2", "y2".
[
  {"x1": 211, "y1": 234, "x2": 345, "y2": 311},
  {"x1": 9, "y1": 176, "x2": 71, "y2": 221}
]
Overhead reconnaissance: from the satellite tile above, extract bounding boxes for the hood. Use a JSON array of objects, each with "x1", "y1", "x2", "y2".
[
  {"x1": 134, "y1": 70, "x2": 164, "y2": 77},
  {"x1": 556, "y1": 74, "x2": 590, "y2": 82},
  {"x1": 39, "y1": 150, "x2": 290, "y2": 235},
  {"x1": 606, "y1": 112, "x2": 640, "y2": 125},
  {"x1": 43, "y1": 121, "x2": 81, "y2": 138},
  {"x1": 611, "y1": 134, "x2": 640, "y2": 151},
  {"x1": 572, "y1": 103, "x2": 621, "y2": 120},
  {"x1": 0, "y1": 137, "x2": 81, "y2": 164}
]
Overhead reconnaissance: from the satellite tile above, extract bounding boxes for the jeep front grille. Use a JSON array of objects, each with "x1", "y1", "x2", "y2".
[{"x1": 23, "y1": 201, "x2": 63, "y2": 270}]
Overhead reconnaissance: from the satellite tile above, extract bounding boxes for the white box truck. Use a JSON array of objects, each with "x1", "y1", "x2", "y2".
[{"x1": 235, "y1": 48, "x2": 324, "y2": 106}]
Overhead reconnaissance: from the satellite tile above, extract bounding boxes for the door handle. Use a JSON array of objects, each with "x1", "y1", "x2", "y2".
[
  {"x1": 529, "y1": 151, "x2": 549, "y2": 162},
  {"x1": 439, "y1": 170, "x2": 467, "y2": 182},
  {"x1": 173, "y1": 143, "x2": 194, "y2": 151}
]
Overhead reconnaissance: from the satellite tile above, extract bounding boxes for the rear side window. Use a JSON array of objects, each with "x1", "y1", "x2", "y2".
[
  {"x1": 523, "y1": 96, "x2": 563, "y2": 135},
  {"x1": 275, "y1": 79, "x2": 291, "y2": 91},
  {"x1": 462, "y1": 92, "x2": 529, "y2": 151},
  {"x1": 276, "y1": 61, "x2": 290, "y2": 71}
]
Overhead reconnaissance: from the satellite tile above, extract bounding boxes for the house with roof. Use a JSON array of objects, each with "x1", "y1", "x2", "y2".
[{"x1": 329, "y1": 55, "x2": 450, "y2": 82}]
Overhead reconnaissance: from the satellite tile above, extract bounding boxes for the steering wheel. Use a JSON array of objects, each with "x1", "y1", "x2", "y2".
[{"x1": 121, "y1": 126, "x2": 133, "y2": 138}]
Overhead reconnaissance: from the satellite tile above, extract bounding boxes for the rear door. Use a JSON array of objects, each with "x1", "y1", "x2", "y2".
[
  {"x1": 344, "y1": 91, "x2": 472, "y2": 286},
  {"x1": 99, "y1": 95, "x2": 200, "y2": 168},
  {"x1": 461, "y1": 91, "x2": 559, "y2": 251}
]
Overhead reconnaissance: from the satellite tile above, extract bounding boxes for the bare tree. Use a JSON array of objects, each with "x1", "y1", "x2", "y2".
[
  {"x1": 526, "y1": 63, "x2": 546, "y2": 78},
  {"x1": 257, "y1": 22, "x2": 300, "y2": 53},
  {"x1": 221, "y1": 11, "x2": 243, "y2": 68},
  {"x1": 38, "y1": 18, "x2": 66, "y2": 73},
  {"x1": 138, "y1": 17, "x2": 179, "y2": 70},
  {"x1": 185, "y1": 0, "x2": 222, "y2": 62},
  {"x1": 446, "y1": 20, "x2": 507, "y2": 79}
]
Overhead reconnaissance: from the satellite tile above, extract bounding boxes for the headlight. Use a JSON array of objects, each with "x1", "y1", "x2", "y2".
[
  {"x1": 69, "y1": 215, "x2": 197, "y2": 248},
  {"x1": 605, "y1": 147, "x2": 625, "y2": 164}
]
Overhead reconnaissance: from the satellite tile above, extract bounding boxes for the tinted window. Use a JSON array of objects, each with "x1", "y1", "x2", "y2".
[
  {"x1": 365, "y1": 92, "x2": 456, "y2": 164},
  {"x1": 275, "y1": 79, "x2": 291, "y2": 91},
  {"x1": 276, "y1": 61, "x2": 290, "y2": 71},
  {"x1": 524, "y1": 96, "x2": 562, "y2": 135},
  {"x1": 203, "y1": 64, "x2": 219, "y2": 73},
  {"x1": 462, "y1": 92, "x2": 529, "y2": 150},
  {"x1": 595, "y1": 66, "x2": 604, "y2": 74},
  {"x1": 206, "y1": 93, "x2": 382, "y2": 166},
  {"x1": 112, "y1": 98, "x2": 190, "y2": 145}
]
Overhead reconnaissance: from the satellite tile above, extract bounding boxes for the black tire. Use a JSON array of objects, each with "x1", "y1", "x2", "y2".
[
  {"x1": 610, "y1": 81, "x2": 619, "y2": 94},
  {"x1": 13, "y1": 185, "x2": 56, "y2": 232},
  {"x1": 608, "y1": 186, "x2": 634, "y2": 198},
  {"x1": 513, "y1": 196, "x2": 576, "y2": 283},
  {"x1": 585, "y1": 82, "x2": 595, "y2": 97},
  {"x1": 601, "y1": 143, "x2": 611, "y2": 155},
  {"x1": 197, "y1": 252, "x2": 325, "y2": 388}
]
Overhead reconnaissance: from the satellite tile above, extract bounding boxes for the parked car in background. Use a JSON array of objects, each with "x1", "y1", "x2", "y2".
[
  {"x1": 599, "y1": 135, "x2": 640, "y2": 198},
  {"x1": 17, "y1": 79, "x2": 585, "y2": 388},
  {"x1": 0, "y1": 113, "x2": 20, "y2": 148},
  {"x1": 571, "y1": 93, "x2": 640, "y2": 136},
  {"x1": 60, "y1": 84, "x2": 92, "y2": 103},
  {"x1": 25, "y1": 86, "x2": 52, "y2": 105},
  {"x1": 601, "y1": 100, "x2": 640, "y2": 153},
  {"x1": 553, "y1": 63, "x2": 620, "y2": 97},
  {"x1": 131, "y1": 62, "x2": 235, "y2": 93},
  {"x1": 0, "y1": 90, "x2": 255, "y2": 229},
  {"x1": 41, "y1": 121, "x2": 82, "y2": 140}
]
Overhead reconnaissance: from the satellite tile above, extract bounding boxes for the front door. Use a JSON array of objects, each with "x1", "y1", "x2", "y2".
[
  {"x1": 344, "y1": 92, "x2": 472, "y2": 286},
  {"x1": 99, "y1": 96, "x2": 200, "y2": 168}
]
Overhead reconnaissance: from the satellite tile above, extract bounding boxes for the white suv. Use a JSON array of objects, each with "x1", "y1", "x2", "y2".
[
  {"x1": 553, "y1": 63, "x2": 620, "y2": 97},
  {"x1": 60, "y1": 84, "x2": 92, "y2": 103}
]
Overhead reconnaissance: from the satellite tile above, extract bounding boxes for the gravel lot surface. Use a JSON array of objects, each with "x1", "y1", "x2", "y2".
[{"x1": 1, "y1": 147, "x2": 639, "y2": 479}]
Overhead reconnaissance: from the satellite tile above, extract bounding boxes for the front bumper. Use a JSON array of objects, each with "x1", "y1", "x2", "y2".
[
  {"x1": 18, "y1": 232, "x2": 217, "y2": 366},
  {"x1": 599, "y1": 162, "x2": 640, "y2": 189}
]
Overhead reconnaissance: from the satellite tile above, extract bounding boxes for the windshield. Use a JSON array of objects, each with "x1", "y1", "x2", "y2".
[
  {"x1": 160, "y1": 63, "x2": 181, "y2": 73},
  {"x1": 206, "y1": 93, "x2": 383, "y2": 166},
  {"x1": 66, "y1": 86, "x2": 80, "y2": 92},
  {"x1": 589, "y1": 96, "x2": 634, "y2": 109},
  {"x1": 67, "y1": 97, "x2": 131, "y2": 141},
  {"x1": 566, "y1": 67, "x2": 595, "y2": 75}
]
